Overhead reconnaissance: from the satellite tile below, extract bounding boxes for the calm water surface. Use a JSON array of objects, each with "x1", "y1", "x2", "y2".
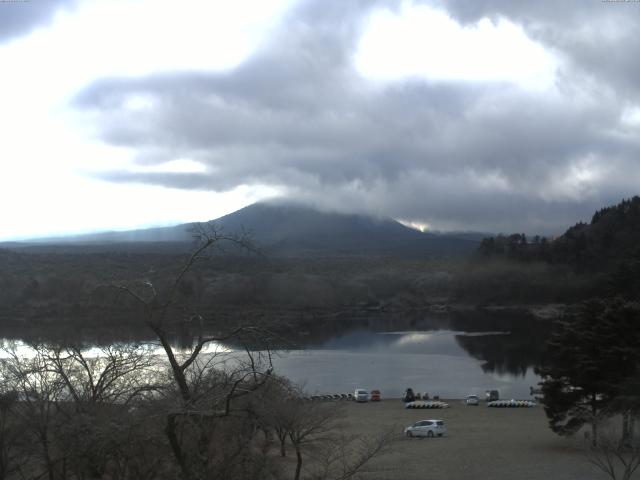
[
  {"x1": 0, "y1": 310, "x2": 550, "y2": 400},
  {"x1": 271, "y1": 329, "x2": 540, "y2": 399}
]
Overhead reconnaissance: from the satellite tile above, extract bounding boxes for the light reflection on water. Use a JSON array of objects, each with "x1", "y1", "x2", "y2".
[
  {"x1": 0, "y1": 328, "x2": 543, "y2": 400},
  {"x1": 269, "y1": 330, "x2": 540, "y2": 399},
  {"x1": 0, "y1": 339, "x2": 231, "y2": 359}
]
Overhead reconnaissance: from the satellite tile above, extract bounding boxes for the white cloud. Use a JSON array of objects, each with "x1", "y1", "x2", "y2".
[
  {"x1": 397, "y1": 219, "x2": 431, "y2": 232},
  {"x1": 621, "y1": 106, "x2": 640, "y2": 129},
  {"x1": 0, "y1": 180, "x2": 281, "y2": 241},
  {"x1": 1, "y1": 0, "x2": 638, "y2": 239},
  {"x1": 540, "y1": 155, "x2": 605, "y2": 201},
  {"x1": 355, "y1": 2, "x2": 557, "y2": 90},
  {"x1": 0, "y1": 0, "x2": 295, "y2": 240}
]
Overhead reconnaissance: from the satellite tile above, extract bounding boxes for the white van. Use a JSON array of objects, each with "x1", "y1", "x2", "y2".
[{"x1": 354, "y1": 389, "x2": 369, "y2": 402}]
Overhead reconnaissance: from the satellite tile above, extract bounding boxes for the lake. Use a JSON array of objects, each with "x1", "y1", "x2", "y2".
[
  {"x1": 270, "y1": 329, "x2": 541, "y2": 399},
  {"x1": 0, "y1": 309, "x2": 551, "y2": 400}
]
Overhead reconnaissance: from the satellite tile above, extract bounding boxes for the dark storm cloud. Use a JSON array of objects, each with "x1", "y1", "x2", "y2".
[
  {"x1": 73, "y1": 0, "x2": 640, "y2": 234},
  {"x1": 0, "y1": 0, "x2": 77, "y2": 42}
]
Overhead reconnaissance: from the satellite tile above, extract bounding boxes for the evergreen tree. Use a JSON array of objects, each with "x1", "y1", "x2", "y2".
[{"x1": 537, "y1": 299, "x2": 640, "y2": 445}]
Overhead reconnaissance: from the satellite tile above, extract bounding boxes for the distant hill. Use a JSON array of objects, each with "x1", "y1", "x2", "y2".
[
  {"x1": 550, "y1": 196, "x2": 640, "y2": 266},
  {"x1": 477, "y1": 196, "x2": 640, "y2": 269},
  {"x1": 4, "y1": 202, "x2": 480, "y2": 257}
]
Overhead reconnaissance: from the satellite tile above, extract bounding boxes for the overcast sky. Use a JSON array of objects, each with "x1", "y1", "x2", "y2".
[{"x1": 2, "y1": 0, "x2": 639, "y2": 240}]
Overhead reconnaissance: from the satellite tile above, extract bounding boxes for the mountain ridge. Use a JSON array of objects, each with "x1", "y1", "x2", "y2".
[{"x1": 3, "y1": 202, "x2": 480, "y2": 257}]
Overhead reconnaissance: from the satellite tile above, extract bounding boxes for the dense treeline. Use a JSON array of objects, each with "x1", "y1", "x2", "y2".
[
  {"x1": 0, "y1": 249, "x2": 458, "y2": 341},
  {"x1": 505, "y1": 198, "x2": 640, "y2": 474},
  {"x1": 477, "y1": 196, "x2": 640, "y2": 270},
  {"x1": 457, "y1": 197, "x2": 640, "y2": 305}
]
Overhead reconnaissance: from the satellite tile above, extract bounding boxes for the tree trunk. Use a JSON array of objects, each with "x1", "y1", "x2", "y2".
[
  {"x1": 591, "y1": 394, "x2": 598, "y2": 447},
  {"x1": 260, "y1": 428, "x2": 272, "y2": 456},
  {"x1": 276, "y1": 429, "x2": 287, "y2": 457},
  {"x1": 165, "y1": 414, "x2": 192, "y2": 480},
  {"x1": 40, "y1": 430, "x2": 55, "y2": 480},
  {"x1": 154, "y1": 328, "x2": 191, "y2": 405},
  {"x1": 622, "y1": 411, "x2": 630, "y2": 446},
  {"x1": 294, "y1": 445, "x2": 302, "y2": 480}
]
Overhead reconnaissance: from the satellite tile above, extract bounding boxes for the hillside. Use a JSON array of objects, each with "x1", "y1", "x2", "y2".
[
  {"x1": 4, "y1": 202, "x2": 479, "y2": 257},
  {"x1": 477, "y1": 196, "x2": 640, "y2": 268},
  {"x1": 550, "y1": 196, "x2": 640, "y2": 266},
  {"x1": 459, "y1": 196, "x2": 640, "y2": 303}
]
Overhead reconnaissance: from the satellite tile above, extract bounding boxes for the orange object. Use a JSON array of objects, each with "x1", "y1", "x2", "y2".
[{"x1": 370, "y1": 389, "x2": 381, "y2": 401}]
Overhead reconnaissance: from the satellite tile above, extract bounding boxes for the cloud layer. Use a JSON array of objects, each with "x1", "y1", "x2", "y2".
[
  {"x1": 72, "y1": 0, "x2": 640, "y2": 234},
  {"x1": 0, "y1": 0, "x2": 76, "y2": 42}
]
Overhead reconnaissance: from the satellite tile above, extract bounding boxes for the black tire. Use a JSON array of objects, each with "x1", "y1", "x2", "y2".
[
  {"x1": 406, "y1": 431, "x2": 413, "y2": 438},
  {"x1": 427, "y1": 431, "x2": 434, "y2": 438}
]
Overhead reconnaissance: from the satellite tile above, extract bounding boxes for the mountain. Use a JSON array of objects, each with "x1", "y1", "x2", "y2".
[
  {"x1": 4, "y1": 203, "x2": 480, "y2": 257},
  {"x1": 209, "y1": 203, "x2": 478, "y2": 256}
]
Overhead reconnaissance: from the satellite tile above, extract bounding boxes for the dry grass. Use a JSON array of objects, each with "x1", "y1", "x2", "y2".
[{"x1": 339, "y1": 399, "x2": 602, "y2": 480}]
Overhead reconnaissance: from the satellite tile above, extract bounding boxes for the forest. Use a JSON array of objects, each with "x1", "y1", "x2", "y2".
[{"x1": 1, "y1": 197, "x2": 640, "y2": 479}]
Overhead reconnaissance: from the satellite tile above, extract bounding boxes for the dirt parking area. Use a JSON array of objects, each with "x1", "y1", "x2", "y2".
[{"x1": 340, "y1": 399, "x2": 603, "y2": 480}]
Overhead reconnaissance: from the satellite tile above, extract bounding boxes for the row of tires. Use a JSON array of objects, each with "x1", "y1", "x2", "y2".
[
  {"x1": 302, "y1": 397, "x2": 536, "y2": 407},
  {"x1": 405, "y1": 401, "x2": 450, "y2": 409},
  {"x1": 487, "y1": 400, "x2": 536, "y2": 408},
  {"x1": 304, "y1": 394, "x2": 354, "y2": 401}
]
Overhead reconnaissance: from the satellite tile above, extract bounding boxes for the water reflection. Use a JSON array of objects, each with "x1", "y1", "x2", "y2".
[
  {"x1": 267, "y1": 325, "x2": 546, "y2": 398},
  {"x1": 0, "y1": 308, "x2": 552, "y2": 399},
  {"x1": 450, "y1": 309, "x2": 550, "y2": 377}
]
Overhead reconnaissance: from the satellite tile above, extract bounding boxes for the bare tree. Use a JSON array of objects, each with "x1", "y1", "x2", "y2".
[
  {"x1": 36, "y1": 342, "x2": 160, "y2": 410},
  {"x1": 105, "y1": 224, "x2": 278, "y2": 479},
  {"x1": 585, "y1": 418, "x2": 640, "y2": 480},
  {"x1": 0, "y1": 345, "x2": 67, "y2": 480},
  {"x1": 309, "y1": 430, "x2": 398, "y2": 480},
  {"x1": 263, "y1": 393, "x2": 397, "y2": 480},
  {"x1": 0, "y1": 340, "x2": 167, "y2": 480},
  {"x1": 0, "y1": 389, "x2": 22, "y2": 480}
]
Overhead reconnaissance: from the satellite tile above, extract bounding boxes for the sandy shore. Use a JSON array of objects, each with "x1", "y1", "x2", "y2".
[{"x1": 339, "y1": 399, "x2": 602, "y2": 480}]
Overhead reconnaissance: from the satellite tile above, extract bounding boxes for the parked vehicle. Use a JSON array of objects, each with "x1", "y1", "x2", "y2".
[
  {"x1": 465, "y1": 395, "x2": 479, "y2": 406},
  {"x1": 354, "y1": 389, "x2": 369, "y2": 402},
  {"x1": 485, "y1": 390, "x2": 499, "y2": 402},
  {"x1": 370, "y1": 389, "x2": 381, "y2": 401},
  {"x1": 403, "y1": 388, "x2": 415, "y2": 402},
  {"x1": 404, "y1": 419, "x2": 446, "y2": 438}
]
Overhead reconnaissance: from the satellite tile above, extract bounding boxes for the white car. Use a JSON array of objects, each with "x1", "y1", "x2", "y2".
[
  {"x1": 354, "y1": 389, "x2": 369, "y2": 402},
  {"x1": 404, "y1": 419, "x2": 446, "y2": 438},
  {"x1": 465, "y1": 395, "x2": 479, "y2": 406}
]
